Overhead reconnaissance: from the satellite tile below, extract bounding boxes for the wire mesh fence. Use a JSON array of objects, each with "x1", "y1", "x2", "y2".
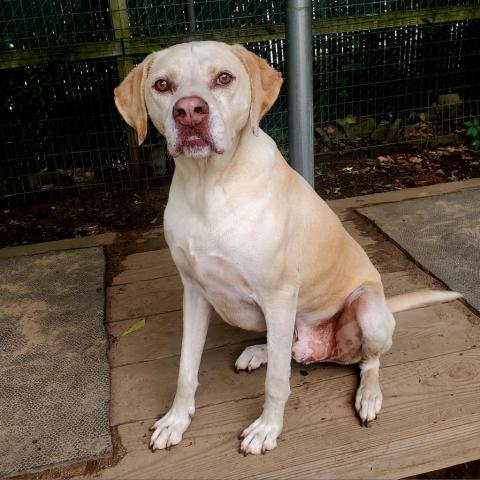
[{"x1": 1, "y1": 0, "x2": 479, "y2": 203}]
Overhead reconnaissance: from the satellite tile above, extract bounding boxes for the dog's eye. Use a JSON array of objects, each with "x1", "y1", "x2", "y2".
[
  {"x1": 153, "y1": 79, "x2": 169, "y2": 92},
  {"x1": 216, "y1": 72, "x2": 234, "y2": 86}
]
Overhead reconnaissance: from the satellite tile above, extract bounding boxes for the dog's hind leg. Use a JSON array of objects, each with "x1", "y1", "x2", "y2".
[
  {"x1": 235, "y1": 344, "x2": 268, "y2": 372},
  {"x1": 352, "y1": 283, "x2": 395, "y2": 425}
]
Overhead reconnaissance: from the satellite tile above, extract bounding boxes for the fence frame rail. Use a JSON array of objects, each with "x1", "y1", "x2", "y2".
[{"x1": 1, "y1": 5, "x2": 479, "y2": 70}]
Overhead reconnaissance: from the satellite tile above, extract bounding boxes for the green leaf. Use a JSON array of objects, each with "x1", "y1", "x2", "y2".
[
  {"x1": 121, "y1": 318, "x2": 146, "y2": 336},
  {"x1": 467, "y1": 127, "x2": 479, "y2": 138},
  {"x1": 464, "y1": 121, "x2": 473, "y2": 127},
  {"x1": 342, "y1": 63, "x2": 362, "y2": 71},
  {"x1": 472, "y1": 139, "x2": 480, "y2": 149}
]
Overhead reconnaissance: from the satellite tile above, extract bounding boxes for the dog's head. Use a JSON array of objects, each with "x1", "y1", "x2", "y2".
[{"x1": 114, "y1": 41, "x2": 282, "y2": 159}]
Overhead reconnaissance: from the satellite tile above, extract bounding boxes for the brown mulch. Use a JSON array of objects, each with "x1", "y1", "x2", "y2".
[
  {"x1": 0, "y1": 188, "x2": 168, "y2": 249},
  {"x1": 315, "y1": 144, "x2": 480, "y2": 199}
]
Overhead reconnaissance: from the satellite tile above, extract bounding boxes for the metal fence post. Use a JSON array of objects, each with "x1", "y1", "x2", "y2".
[
  {"x1": 286, "y1": 0, "x2": 314, "y2": 186},
  {"x1": 185, "y1": 0, "x2": 196, "y2": 32}
]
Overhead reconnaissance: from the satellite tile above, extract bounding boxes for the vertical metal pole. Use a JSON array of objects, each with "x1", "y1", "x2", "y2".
[
  {"x1": 185, "y1": 0, "x2": 196, "y2": 32},
  {"x1": 286, "y1": 0, "x2": 314, "y2": 186}
]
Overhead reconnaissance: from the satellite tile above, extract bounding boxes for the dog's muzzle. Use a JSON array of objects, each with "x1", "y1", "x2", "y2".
[{"x1": 171, "y1": 96, "x2": 223, "y2": 157}]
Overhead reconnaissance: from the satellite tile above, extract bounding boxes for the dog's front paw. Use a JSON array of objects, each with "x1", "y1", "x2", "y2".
[
  {"x1": 149, "y1": 408, "x2": 192, "y2": 450},
  {"x1": 355, "y1": 377, "x2": 383, "y2": 425},
  {"x1": 239, "y1": 415, "x2": 282, "y2": 455}
]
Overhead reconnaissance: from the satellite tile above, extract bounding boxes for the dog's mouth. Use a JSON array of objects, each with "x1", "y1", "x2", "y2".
[{"x1": 172, "y1": 125, "x2": 224, "y2": 158}]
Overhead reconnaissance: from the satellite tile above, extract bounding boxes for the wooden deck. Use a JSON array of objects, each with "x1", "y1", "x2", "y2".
[{"x1": 97, "y1": 181, "x2": 480, "y2": 479}]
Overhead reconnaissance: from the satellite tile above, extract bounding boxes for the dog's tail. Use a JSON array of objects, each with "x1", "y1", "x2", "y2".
[{"x1": 387, "y1": 289, "x2": 462, "y2": 314}]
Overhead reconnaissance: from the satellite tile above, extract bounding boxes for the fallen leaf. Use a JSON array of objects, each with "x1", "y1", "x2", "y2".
[
  {"x1": 121, "y1": 318, "x2": 146, "y2": 337},
  {"x1": 409, "y1": 156, "x2": 423, "y2": 163},
  {"x1": 377, "y1": 155, "x2": 392, "y2": 164}
]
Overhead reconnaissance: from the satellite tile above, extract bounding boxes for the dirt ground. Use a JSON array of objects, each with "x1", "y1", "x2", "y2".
[
  {"x1": 1, "y1": 145, "x2": 479, "y2": 249},
  {"x1": 0, "y1": 188, "x2": 169, "y2": 248},
  {"x1": 314, "y1": 144, "x2": 480, "y2": 199}
]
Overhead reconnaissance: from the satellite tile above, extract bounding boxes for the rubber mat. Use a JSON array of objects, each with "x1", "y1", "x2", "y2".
[
  {"x1": 0, "y1": 248, "x2": 112, "y2": 478},
  {"x1": 358, "y1": 189, "x2": 480, "y2": 313}
]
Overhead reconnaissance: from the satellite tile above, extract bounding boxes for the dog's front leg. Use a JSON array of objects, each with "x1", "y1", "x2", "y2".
[
  {"x1": 150, "y1": 278, "x2": 212, "y2": 450},
  {"x1": 239, "y1": 288, "x2": 297, "y2": 455}
]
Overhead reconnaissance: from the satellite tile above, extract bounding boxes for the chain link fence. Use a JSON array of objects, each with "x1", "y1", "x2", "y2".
[{"x1": 1, "y1": 0, "x2": 479, "y2": 203}]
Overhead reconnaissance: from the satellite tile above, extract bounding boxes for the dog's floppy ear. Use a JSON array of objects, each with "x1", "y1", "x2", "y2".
[
  {"x1": 114, "y1": 54, "x2": 154, "y2": 145},
  {"x1": 231, "y1": 44, "x2": 283, "y2": 136}
]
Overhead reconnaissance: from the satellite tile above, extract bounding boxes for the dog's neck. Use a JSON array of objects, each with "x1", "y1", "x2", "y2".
[{"x1": 169, "y1": 125, "x2": 277, "y2": 214}]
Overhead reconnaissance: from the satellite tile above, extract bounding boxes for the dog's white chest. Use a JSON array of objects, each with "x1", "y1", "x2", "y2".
[{"x1": 164, "y1": 197, "x2": 266, "y2": 331}]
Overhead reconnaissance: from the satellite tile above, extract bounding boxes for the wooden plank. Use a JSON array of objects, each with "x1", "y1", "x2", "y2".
[
  {"x1": 123, "y1": 5, "x2": 480, "y2": 55},
  {"x1": 0, "y1": 41, "x2": 122, "y2": 70},
  {"x1": 109, "y1": 300, "x2": 474, "y2": 426},
  {"x1": 0, "y1": 232, "x2": 116, "y2": 259},
  {"x1": 342, "y1": 219, "x2": 379, "y2": 247},
  {"x1": 108, "y1": 311, "x2": 261, "y2": 367},
  {"x1": 107, "y1": 0, "x2": 144, "y2": 176},
  {"x1": 111, "y1": 264, "x2": 177, "y2": 285},
  {"x1": 3, "y1": 5, "x2": 479, "y2": 69},
  {"x1": 98, "y1": 182, "x2": 480, "y2": 477},
  {"x1": 111, "y1": 249, "x2": 177, "y2": 285},
  {"x1": 109, "y1": 227, "x2": 168, "y2": 258},
  {"x1": 364, "y1": 240, "x2": 413, "y2": 273},
  {"x1": 107, "y1": 274, "x2": 183, "y2": 322},
  {"x1": 313, "y1": 4, "x2": 480, "y2": 35},
  {"x1": 107, "y1": 265, "x2": 447, "y2": 367},
  {"x1": 107, "y1": 268, "x2": 439, "y2": 367},
  {"x1": 123, "y1": 24, "x2": 286, "y2": 55},
  {"x1": 381, "y1": 269, "x2": 439, "y2": 296},
  {"x1": 329, "y1": 178, "x2": 480, "y2": 222},
  {"x1": 100, "y1": 349, "x2": 480, "y2": 479},
  {"x1": 108, "y1": 0, "x2": 131, "y2": 40}
]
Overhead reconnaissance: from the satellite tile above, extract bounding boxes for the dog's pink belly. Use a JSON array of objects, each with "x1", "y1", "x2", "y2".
[{"x1": 292, "y1": 312, "x2": 363, "y2": 365}]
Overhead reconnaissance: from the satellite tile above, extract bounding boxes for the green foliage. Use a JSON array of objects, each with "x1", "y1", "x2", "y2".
[
  {"x1": 334, "y1": 48, "x2": 363, "y2": 100},
  {"x1": 465, "y1": 118, "x2": 480, "y2": 150},
  {"x1": 269, "y1": 127, "x2": 288, "y2": 145},
  {"x1": 269, "y1": 127, "x2": 288, "y2": 157},
  {"x1": 1, "y1": 0, "x2": 112, "y2": 51}
]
